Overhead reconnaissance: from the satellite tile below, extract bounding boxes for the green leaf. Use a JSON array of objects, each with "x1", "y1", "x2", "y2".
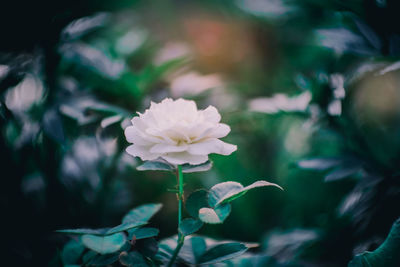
[
  {"x1": 137, "y1": 160, "x2": 212, "y2": 173},
  {"x1": 119, "y1": 251, "x2": 149, "y2": 267},
  {"x1": 353, "y1": 17, "x2": 382, "y2": 51},
  {"x1": 297, "y1": 157, "x2": 362, "y2": 182},
  {"x1": 315, "y1": 28, "x2": 377, "y2": 56},
  {"x1": 82, "y1": 250, "x2": 98, "y2": 265},
  {"x1": 181, "y1": 160, "x2": 213, "y2": 173},
  {"x1": 324, "y1": 166, "x2": 361, "y2": 182},
  {"x1": 208, "y1": 181, "x2": 282, "y2": 207},
  {"x1": 157, "y1": 235, "x2": 252, "y2": 265},
  {"x1": 208, "y1": 182, "x2": 242, "y2": 207},
  {"x1": 155, "y1": 237, "x2": 176, "y2": 263},
  {"x1": 199, "y1": 204, "x2": 231, "y2": 224},
  {"x1": 88, "y1": 252, "x2": 120, "y2": 266},
  {"x1": 137, "y1": 161, "x2": 174, "y2": 172},
  {"x1": 198, "y1": 243, "x2": 248, "y2": 265},
  {"x1": 177, "y1": 236, "x2": 207, "y2": 264},
  {"x1": 179, "y1": 218, "x2": 203, "y2": 236},
  {"x1": 297, "y1": 158, "x2": 342, "y2": 170},
  {"x1": 122, "y1": 203, "x2": 162, "y2": 224},
  {"x1": 42, "y1": 109, "x2": 65, "y2": 143},
  {"x1": 263, "y1": 228, "x2": 319, "y2": 260},
  {"x1": 120, "y1": 241, "x2": 132, "y2": 252},
  {"x1": 349, "y1": 218, "x2": 400, "y2": 267},
  {"x1": 81, "y1": 233, "x2": 127, "y2": 254},
  {"x1": 128, "y1": 227, "x2": 159, "y2": 240},
  {"x1": 57, "y1": 228, "x2": 104, "y2": 235},
  {"x1": 57, "y1": 221, "x2": 146, "y2": 236},
  {"x1": 185, "y1": 190, "x2": 209, "y2": 218},
  {"x1": 100, "y1": 114, "x2": 123, "y2": 128},
  {"x1": 211, "y1": 254, "x2": 271, "y2": 266},
  {"x1": 61, "y1": 240, "x2": 85, "y2": 265},
  {"x1": 190, "y1": 237, "x2": 207, "y2": 263},
  {"x1": 136, "y1": 238, "x2": 159, "y2": 258},
  {"x1": 107, "y1": 221, "x2": 147, "y2": 235}
]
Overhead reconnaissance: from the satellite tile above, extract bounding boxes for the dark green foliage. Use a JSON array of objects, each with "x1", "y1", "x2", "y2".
[
  {"x1": 81, "y1": 233, "x2": 127, "y2": 254},
  {"x1": 185, "y1": 180, "x2": 281, "y2": 224},
  {"x1": 119, "y1": 251, "x2": 149, "y2": 267},
  {"x1": 57, "y1": 221, "x2": 146, "y2": 236},
  {"x1": 122, "y1": 203, "x2": 163, "y2": 224},
  {"x1": 61, "y1": 240, "x2": 85, "y2": 265},
  {"x1": 137, "y1": 160, "x2": 212, "y2": 173},
  {"x1": 135, "y1": 238, "x2": 159, "y2": 258},
  {"x1": 57, "y1": 203, "x2": 162, "y2": 265},
  {"x1": 349, "y1": 218, "x2": 400, "y2": 267},
  {"x1": 207, "y1": 181, "x2": 282, "y2": 207},
  {"x1": 185, "y1": 190, "x2": 209, "y2": 219},
  {"x1": 157, "y1": 235, "x2": 250, "y2": 265},
  {"x1": 179, "y1": 218, "x2": 203, "y2": 236},
  {"x1": 137, "y1": 161, "x2": 174, "y2": 172},
  {"x1": 198, "y1": 243, "x2": 248, "y2": 265},
  {"x1": 181, "y1": 161, "x2": 213, "y2": 173},
  {"x1": 85, "y1": 251, "x2": 121, "y2": 266},
  {"x1": 199, "y1": 204, "x2": 232, "y2": 224},
  {"x1": 128, "y1": 227, "x2": 159, "y2": 240}
]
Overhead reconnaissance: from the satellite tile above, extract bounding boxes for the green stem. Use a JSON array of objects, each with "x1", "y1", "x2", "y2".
[
  {"x1": 178, "y1": 165, "x2": 183, "y2": 225},
  {"x1": 167, "y1": 234, "x2": 184, "y2": 267},
  {"x1": 167, "y1": 165, "x2": 184, "y2": 267}
]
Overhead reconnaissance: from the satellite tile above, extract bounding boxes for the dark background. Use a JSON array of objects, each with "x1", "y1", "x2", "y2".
[{"x1": 1, "y1": 0, "x2": 400, "y2": 266}]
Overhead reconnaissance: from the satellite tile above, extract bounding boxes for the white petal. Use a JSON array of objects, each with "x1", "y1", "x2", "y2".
[
  {"x1": 125, "y1": 125, "x2": 160, "y2": 144},
  {"x1": 209, "y1": 123, "x2": 231, "y2": 138},
  {"x1": 202, "y1": 105, "x2": 221, "y2": 123},
  {"x1": 186, "y1": 122, "x2": 211, "y2": 139},
  {"x1": 150, "y1": 143, "x2": 187, "y2": 153},
  {"x1": 188, "y1": 139, "x2": 237, "y2": 156},
  {"x1": 126, "y1": 145, "x2": 159, "y2": 161},
  {"x1": 124, "y1": 126, "x2": 146, "y2": 144},
  {"x1": 131, "y1": 116, "x2": 148, "y2": 131},
  {"x1": 192, "y1": 123, "x2": 230, "y2": 142},
  {"x1": 147, "y1": 127, "x2": 190, "y2": 143},
  {"x1": 164, "y1": 128, "x2": 191, "y2": 143},
  {"x1": 124, "y1": 126, "x2": 136, "y2": 143},
  {"x1": 175, "y1": 98, "x2": 198, "y2": 113},
  {"x1": 162, "y1": 152, "x2": 208, "y2": 165}
]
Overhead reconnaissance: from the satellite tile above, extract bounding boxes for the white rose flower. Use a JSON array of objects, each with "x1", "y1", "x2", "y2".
[{"x1": 124, "y1": 98, "x2": 237, "y2": 165}]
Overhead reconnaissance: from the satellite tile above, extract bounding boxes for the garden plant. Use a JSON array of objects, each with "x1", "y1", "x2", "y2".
[
  {"x1": 1, "y1": 0, "x2": 400, "y2": 266},
  {"x1": 57, "y1": 98, "x2": 282, "y2": 266}
]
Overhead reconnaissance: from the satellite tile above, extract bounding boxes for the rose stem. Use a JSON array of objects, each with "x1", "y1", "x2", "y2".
[{"x1": 168, "y1": 165, "x2": 184, "y2": 267}]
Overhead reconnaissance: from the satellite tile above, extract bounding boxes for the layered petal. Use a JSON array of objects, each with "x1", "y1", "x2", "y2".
[
  {"x1": 193, "y1": 123, "x2": 231, "y2": 142},
  {"x1": 188, "y1": 139, "x2": 237, "y2": 156},
  {"x1": 125, "y1": 126, "x2": 155, "y2": 145},
  {"x1": 201, "y1": 105, "x2": 221, "y2": 123},
  {"x1": 150, "y1": 143, "x2": 187, "y2": 154},
  {"x1": 162, "y1": 152, "x2": 208, "y2": 165},
  {"x1": 124, "y1": 98, "x2": 237, "y2": 165},
  {"x1": 126, "y1": 145, "x2": 159, "y2": 161}
]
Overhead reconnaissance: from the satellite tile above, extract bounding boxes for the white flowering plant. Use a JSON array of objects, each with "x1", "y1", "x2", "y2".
[{"x1": 57, "y1": 98, "x2": 282, "y2": 266}]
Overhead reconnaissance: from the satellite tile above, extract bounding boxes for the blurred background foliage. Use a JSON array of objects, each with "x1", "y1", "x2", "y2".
[{"x1": 1, "y1": 0, "x2": 400, "y2": 266}]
